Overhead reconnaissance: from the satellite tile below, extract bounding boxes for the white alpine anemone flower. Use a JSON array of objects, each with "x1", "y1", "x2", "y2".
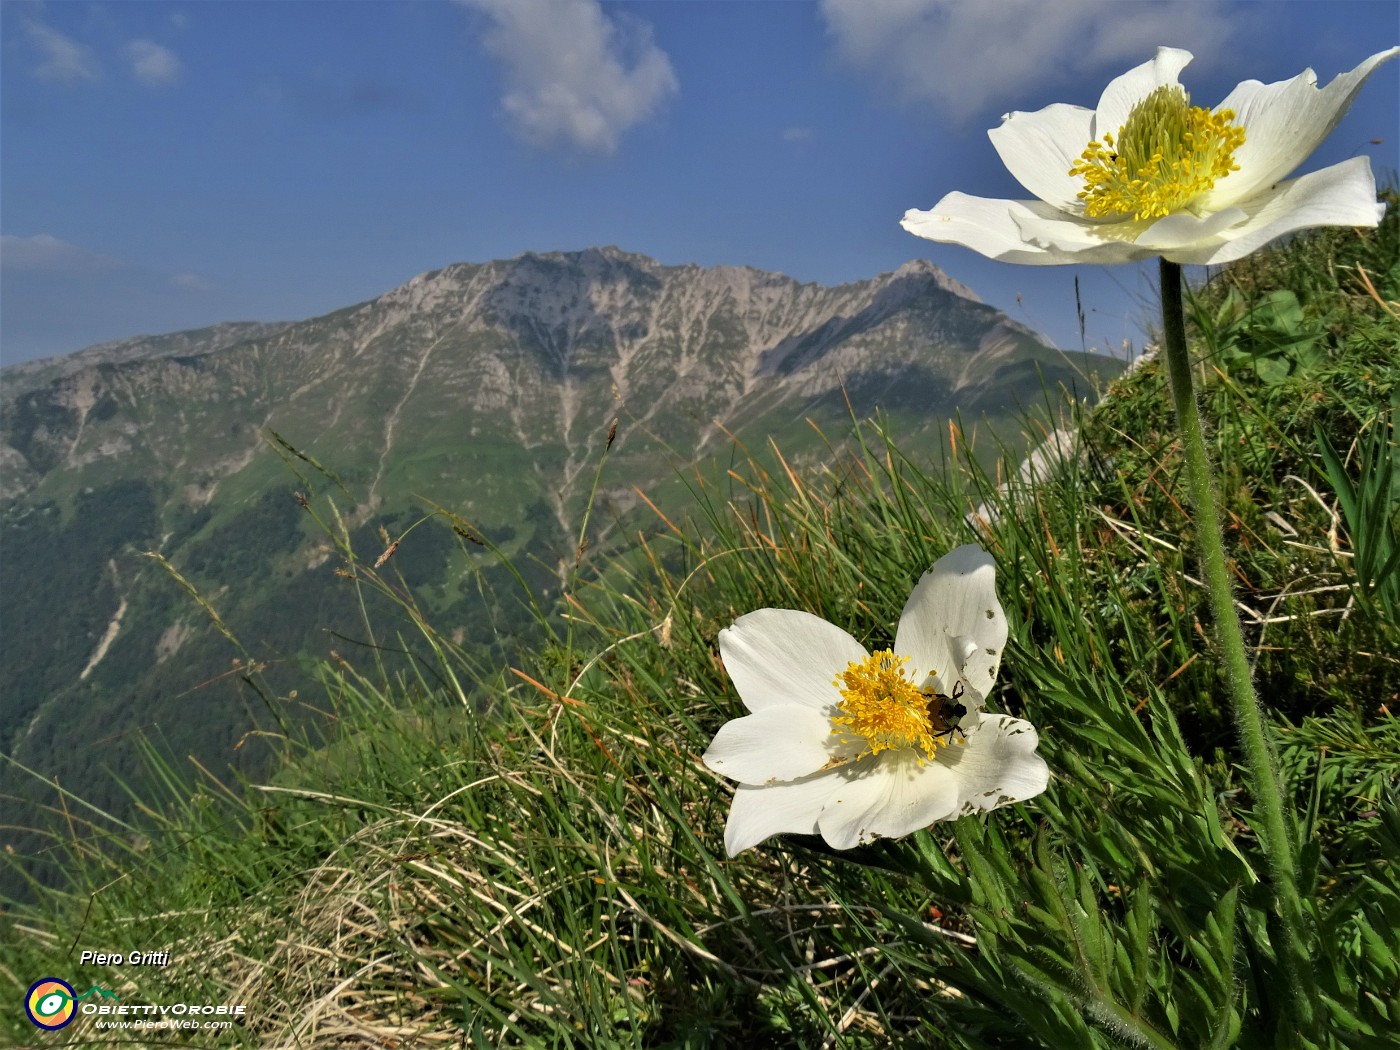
[
  {"x1": 901, "y1": 46, "x2": 1399, "y2": 266},
  {"x1": 702, "y1": 545, "x2": 1048, "y2": 856}
]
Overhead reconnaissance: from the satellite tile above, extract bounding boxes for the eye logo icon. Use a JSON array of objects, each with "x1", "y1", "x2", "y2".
[{"x1": 26, "y1": 977, "x2": 77, "y2": 1030}]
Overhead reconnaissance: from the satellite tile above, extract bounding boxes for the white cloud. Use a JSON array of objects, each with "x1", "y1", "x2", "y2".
[
  {"x1": 1, "y1": 234, "x2": 122, "y2": 273},
  {"x1": 782, "y1": 126, "x2": 814, "y2": 143},
  {"x1": 458, "y1": 0, "x2": 678, "y2": 153},
  {"x1": 819, "y1": 0, "x2": 1237, "y2": 124},
  {"x1": 127, "y1": 40, "x2": 182, "y2": 86},
  {"x1": 23, "y1": 19, "x2": 101, "y2": 85}
]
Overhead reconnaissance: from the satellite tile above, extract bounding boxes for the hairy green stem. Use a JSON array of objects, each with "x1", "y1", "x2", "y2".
[{"x1": 1158, "y1": 259, "x2": 1317, "y2": 1039}]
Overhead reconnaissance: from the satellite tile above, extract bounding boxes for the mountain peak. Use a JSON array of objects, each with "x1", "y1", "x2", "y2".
[
  {"x1": 383, "y1": 250, "x2": 994, "y2": 330},
  {"x1": 887, "y1": 258, "x2": 982, "y2": 304},
  {"x1": 513, "y1": 245, "x2": 656, "y2": 271}
]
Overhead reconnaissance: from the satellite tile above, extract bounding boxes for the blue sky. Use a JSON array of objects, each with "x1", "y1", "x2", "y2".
[{"x1": 2, "y1": 1, "x2": 1396, "y2": 365}]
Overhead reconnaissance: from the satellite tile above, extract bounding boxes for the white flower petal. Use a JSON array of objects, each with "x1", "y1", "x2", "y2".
[
  {"x1": 990, "y1": 102, "x2": 1093, "y2": 211},
  {"x1": 940, "y1": 714, "x2": 1050, "y2": 815},
  {"x1": 1094, "y1": 46, "x2": 1194, "y2": 139},
  {"x1": 718, "y1": 609, "x2": 866, "y2": 714},
  {"x1": 723, "y1": 776, "x2": 833, "y2": 856},
  {"x1": 817, "y1": 752, "x2": 960, "y2": 849},
  {"x1": 1165, "y1": 157, "x2": 1386, "y2": 265},
  {"x1": 894, "y1": 545, "x2": 1009, "y2": 706},
  {"x1": 1009, "y1": 209, "x2": 1159, "y2": 263},
  {"x1": 1205, "y1": 47, "x2": 1400, "y2": 209},
  {"x1": 994, "y1": 49, "x2": 1193, "y2": 224},
  {"x1": 902, "y1": 193, "x2": 1143, "y2": 264},
  {"x1": 1134, "y1": 207, "x2": 1249, "y2": 252},
  {"x1": 703, "y1": 706, "x2": 851, "y2": 785}
]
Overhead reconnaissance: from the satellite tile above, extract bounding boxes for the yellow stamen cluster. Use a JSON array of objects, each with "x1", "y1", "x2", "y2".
[
  {"x1": 832, "y1": 650, "x2": 941, "y2": 760},
  {"x1": 1069, "y1": 85, "x2": 1245, "y2": 221}
]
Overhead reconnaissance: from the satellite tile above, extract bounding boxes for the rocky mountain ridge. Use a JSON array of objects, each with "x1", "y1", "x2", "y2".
[
  {"x1": 2, "y1": 321, "x2": 295, "y2": 396},
  {"x1": 3, "y1": 247, "x2": 1062, "y2": 525}
]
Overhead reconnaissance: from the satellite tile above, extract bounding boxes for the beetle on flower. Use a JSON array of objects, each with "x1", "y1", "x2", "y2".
[
  {"x1": 703, "y1": 544, "x2": 1048, "y2": 856},
  {"x1": 902, "y1": 46, "x2": 1399, "y2": 266}
]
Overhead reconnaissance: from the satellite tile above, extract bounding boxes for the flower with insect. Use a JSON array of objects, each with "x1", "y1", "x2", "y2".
[{"x1": 703, "y1": 545, "x2": 1047, "y2": 855}]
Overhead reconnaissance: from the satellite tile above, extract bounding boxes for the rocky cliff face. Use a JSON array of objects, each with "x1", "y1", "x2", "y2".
[{"x1": 0, "y1": 248, "x2": 1116, "y2": 875}]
